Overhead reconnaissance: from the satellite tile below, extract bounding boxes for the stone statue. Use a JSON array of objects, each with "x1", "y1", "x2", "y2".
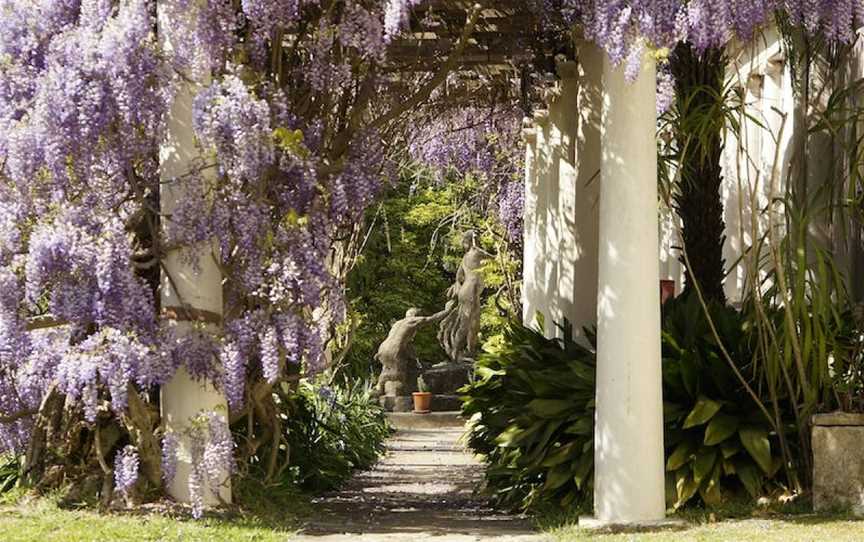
[
  {"x1": 438, "y1": 231, "x2": 486, "y2": 362},
  {"x1": 374, "y1": 307, "x2": 451, "y2": 398}
]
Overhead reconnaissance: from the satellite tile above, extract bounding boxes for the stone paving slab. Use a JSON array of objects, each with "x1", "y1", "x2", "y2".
[{"x1": 292, "y1": 425, "x2": 546, "y2": 541}]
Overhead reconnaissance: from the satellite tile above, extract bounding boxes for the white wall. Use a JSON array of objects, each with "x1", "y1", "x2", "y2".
[
  {"x1": 523, "y1": 27, "x2": 864, "y2": 320},
  {"x1": 720, "y1": 27, "x2": 795, "y2": 304},
  {"x1": 522, "y1": 46, "x2": 601, "y2": 340}
]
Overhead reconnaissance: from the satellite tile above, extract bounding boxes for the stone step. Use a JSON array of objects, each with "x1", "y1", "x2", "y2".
[{"x1": 387, "y1": 411, "x2": 465, "y2": 431}]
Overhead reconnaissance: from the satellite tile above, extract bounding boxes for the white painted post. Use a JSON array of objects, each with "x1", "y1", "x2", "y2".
[
  {"x1": 521, "y1": 121, "x2": 540, "y2": 326},
  {"x1": 546, "y1": 101, "x2": 564, "y2": 337},
  {"x1": 531, "y1": 110, "x2": 552, "y2": 336},
  {"x1": 158, "y1": 5, "x2": 231, "y2": 505},
  {"x1": 591, "y1": 52, "x2": 665, "y2": 525},
  {"x1": 555, "y1": 47, "x2": 601, "y2": 342}
]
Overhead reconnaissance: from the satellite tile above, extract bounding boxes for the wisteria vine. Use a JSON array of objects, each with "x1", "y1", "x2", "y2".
[{"x1": 0, "y1": 0, "x2": 861, "y2": 515}]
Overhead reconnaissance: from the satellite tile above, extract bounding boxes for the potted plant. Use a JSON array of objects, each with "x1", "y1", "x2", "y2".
[{"x1": 413, "y1": 375, "x2": 432, "y2": 414}]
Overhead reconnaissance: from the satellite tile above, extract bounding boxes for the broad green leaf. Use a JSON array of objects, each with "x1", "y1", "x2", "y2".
[
  {"x1": 663, "y1": 401, "x2": 687, "y2": 424},
  {"x1": 541, "y1": 441, "x2": 580, "y2": 468},
  {"x1": 675, "y1": 470, "x2": 699, "y2": 509},
  {"x1": 565, "y1": 417, "x2": 592, "y2": 436},
  {"x1": 494, "y1": 425, "x2": 524, "y2": 448},
  {"x1": 544, "y1": 462, "x2": 571, "y2": 490},
  {"x1": 528, "y1": 399, "x2": 574, "y2": 419},
  {"x1": 704, "y1": 413, "x2": 739, "y2": 446},
  {"x1": 735, "y1": 460, "x2": 763, "y2": 497},
  {"x1": 680, "y1": 354, "x2": 700, "y2": 397},
  {"x1": 572, "y1": 450, "x2": 594, "y2": 488},
  {"x1": 693, "y1": 447, "x2": 717, "y2": 484},
  {"x1": 666, "y1": 439, "x2": 696, "y2": 471},
  {"x1": 739, "y1": 425, "x2": 772, "y2": 473},
  {"x1": 475, "y1": 366, "x2": 505, "y2": 380},
  {"x1": 683, "y1": 397, "x2": 722, "y2": 428},
  {"x1": 698, "y1": 462, "x2": 723, "y2": 507},
  {"x1": 665, "y1": 472, "x2": 677, "y2": 508},
  {"x1": 720, "y1": 439, "x2": 741, "y2": 459}
]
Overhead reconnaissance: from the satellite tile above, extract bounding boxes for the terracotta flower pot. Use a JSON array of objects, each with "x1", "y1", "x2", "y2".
[
  {"x1": 660, "y1": 279, "x2": 676, "y2": 305},
  {"x1": 412, "y1": 392, "x2": 432, "y2": 414}
]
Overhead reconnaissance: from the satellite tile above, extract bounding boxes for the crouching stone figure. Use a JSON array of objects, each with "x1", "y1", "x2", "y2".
[{"x1": 374, "y1": 306, "x2": 452, "y2": 398}]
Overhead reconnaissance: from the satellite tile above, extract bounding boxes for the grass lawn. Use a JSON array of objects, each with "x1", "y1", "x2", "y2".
[
  {"x1": 549, "y1": 516, "x2": 864, "y2": 541},
  {"x1": 545, "y1": 501, "x2": 864, "y2": 541},
  {"x1": 0, "y1": 482, "x2": 310, "y2": 542},
  {"x1": 2, "y1": 487, "x2": 864, "y2": 541}
]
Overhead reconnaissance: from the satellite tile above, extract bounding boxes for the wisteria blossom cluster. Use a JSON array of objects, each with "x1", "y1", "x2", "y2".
[
  {"x1": 114, "y1": 445, "x2": 140, "y2": 500},
  {"x1": 161, "y1": 412, "x2": 233, "y2": 518},
  {"x1": 0, "y1": 0, "x2": 407, "y2": 508},
  {"x1": 1, "y1": 0, "x2": 163, "y2": 455},
  {"x1": 525, "y1": 0, "x2": 862, "y2": 80},
  {"x1": 407, "y1": 105, "x2": 524, "y2": 241},
  {"x1": 408, "y1": 106, "x2": 522, "y2": 182}
]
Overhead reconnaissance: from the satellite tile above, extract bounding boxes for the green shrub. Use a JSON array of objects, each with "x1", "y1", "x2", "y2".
[
  {"x1": 462, "y1": 294, "x2": 787, "y2": 512},
  {"x1": 280, "y1": 379, "x2": 390, "y2": 493},
  {"x1": 662, "y1": 294, "x2": 785, "y2": 508},
  {"x1": 461, "y1": 322, "x2": 596, "y2": 511}
]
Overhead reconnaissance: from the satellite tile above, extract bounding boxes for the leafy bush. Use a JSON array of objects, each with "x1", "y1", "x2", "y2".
[
  {"x1": 462, "y1": 322, "x2": 596, "y2": 511},
  {"x1": 280, "y1": 379, "x2": 390, "y2": 493},
  {"x1": 463, "y1": 294, "x2": 788, "y2": 512},
  {"x1": 662, "y1": 294, "x2": 785, "y2": 508}
]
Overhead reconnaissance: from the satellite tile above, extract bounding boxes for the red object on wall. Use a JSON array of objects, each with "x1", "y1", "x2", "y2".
[{"x1": 660, "y1": 279, "x2": 676, "y2": 305}]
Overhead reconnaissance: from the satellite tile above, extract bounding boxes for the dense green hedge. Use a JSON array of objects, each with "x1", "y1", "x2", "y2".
[{"x1": 462, "y1": 293, "x2": 787, "y2": 512}]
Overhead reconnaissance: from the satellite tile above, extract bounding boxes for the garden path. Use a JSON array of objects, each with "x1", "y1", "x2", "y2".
[{"x1": 292, "y1": 414, "x2": 544, "y2": 541}]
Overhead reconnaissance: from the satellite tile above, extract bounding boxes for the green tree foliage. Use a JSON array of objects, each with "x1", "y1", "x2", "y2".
[{"x1": 339, "y1": 169, "x2": 517, "y2": 383}]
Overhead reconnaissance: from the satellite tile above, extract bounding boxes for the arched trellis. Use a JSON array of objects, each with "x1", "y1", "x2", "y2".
[{"x1": 6, "y1": 0, "x2": 862, "y2": 525}]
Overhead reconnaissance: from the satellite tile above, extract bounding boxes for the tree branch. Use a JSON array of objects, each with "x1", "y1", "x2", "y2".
[
  {"x1": 370, "y1": 3, "x2": 483, "y2": 131},
  {"x1": 0, "y1": 409, "x2": 37, "y2": 424}
]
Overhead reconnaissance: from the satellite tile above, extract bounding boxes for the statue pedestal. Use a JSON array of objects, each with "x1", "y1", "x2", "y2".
[
  {"x1": 379, "y1": 395, "x2": 415, "y2": 413},
  {"x1": 424, "y1": 361, "x2": 472, "y2": 394},
  {"x1": 378, "y1": 362, "x2": 473, "y2": 413}
]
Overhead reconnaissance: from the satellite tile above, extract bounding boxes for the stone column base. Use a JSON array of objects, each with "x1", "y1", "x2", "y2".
[
  {"x1": 812, "y1": 412, "x2": 864, "y2": 515},
  {"x1": 578, "y1": 516, "x2": 686, "y2": 533}
]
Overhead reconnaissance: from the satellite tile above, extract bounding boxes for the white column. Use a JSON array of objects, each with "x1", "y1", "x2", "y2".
[
  {"x1": 592, "y1": 52, "x2": 665, "y2": 524},
  {"x1": 555, "y1": 47, "x2": 601, "y2": 341},
  {"x1": 531, "y1": 110, "x2": 552, "y2": 336},
  {"x1": 521, "y1": 121, "x2": 541, "y2": 325},
  {"x1": 546, "y1": 100, "x2": 563, "y2": 337},
  {"x1": 158, "y1": 6, "x2": 231, "y2": 505}
]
